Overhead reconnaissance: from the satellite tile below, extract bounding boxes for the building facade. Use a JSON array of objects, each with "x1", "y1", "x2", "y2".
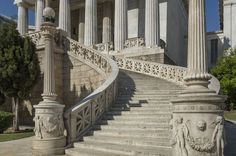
[{"x1": 14, "y1": 0, "x2": 188, "y2": 66}]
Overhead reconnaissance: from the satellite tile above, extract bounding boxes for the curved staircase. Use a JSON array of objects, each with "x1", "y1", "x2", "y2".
[{"x1": 66, "y1": 70, "x2": 184, "y2": 156}]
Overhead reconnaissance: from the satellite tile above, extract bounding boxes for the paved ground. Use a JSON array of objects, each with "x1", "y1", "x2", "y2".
[
  {"x1": 0, "y1": 121, "x2": 235, "y2": 156},
  {"x1": 0, "y1": 137, "x2": 33, "y2": 156}
]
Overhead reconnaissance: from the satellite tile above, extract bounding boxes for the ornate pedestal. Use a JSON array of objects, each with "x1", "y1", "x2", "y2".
[
  {"x1": 33, "y1": 102, "x2": 66, "y2": 156},
  {"x1": 172, "y1": 92, "x2": 226, "y2": 156}
]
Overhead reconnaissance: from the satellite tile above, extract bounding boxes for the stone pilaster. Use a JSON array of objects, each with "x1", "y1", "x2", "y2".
[
  {"x1": 84, "y1": 0, "x2": 97, "y2": 46},
  {"x1": 36, "y1": 0, "x2": 44, "y2": 31},
  {"x1": 78, "y1": 8, "x2": 85, "y2": 44},
  {"x1": 17, "y1": 2, "x2": 28, "y2": 35},
  {"x1": 171, "y1": 1, "x2": 226, "y2": 156},
  {"x1": 114, "y1": 0, "x2": 127, "y2": 51},
  {"x1": 145, "y1": 0, "x2": 160, "y2": 47},
  {"x1": 33, "y1": 7, "x2": 66, "y2": 156},
  {"x1": 59, "y1": 0, "x2": 71, "y2": 37},
  {"x1": 102, "y1": 1, "x2": 112, "y2": 43}
]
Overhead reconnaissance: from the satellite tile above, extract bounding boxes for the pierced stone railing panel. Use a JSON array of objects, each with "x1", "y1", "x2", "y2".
[
  {"x1": 64, "y1": 38, "x2": 119, "y2": 144},
  {"x1": 27, "y1": 31, "x2": 44, "y2": 46},
  {"x1": 115, "y1": 57, "x2": 187, "y2": 85},
  {"x1": 115, "y1": 57, "x2": 220, "y2": 93},
  {"x1": 94, "y1": 42, "x2": 114, "y2": 52},
  {"x1": 124, "y1": 37, "x2": 145, "y2": 48}
]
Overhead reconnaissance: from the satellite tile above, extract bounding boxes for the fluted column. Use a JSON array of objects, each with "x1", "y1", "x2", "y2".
[
  {"x1": 145, "y1": 0, "x2": 160, "y2": 47},
  {"x1": 41, "y1": 23, "x2": 57, "y2": 101},
  {"x1": 102, "y1": 1, "x2": 112, "y2": 43},
  {"x1": 17, "y1": 3, "x2": 28, "y2": 35},
  {"x1": 185, "y1": 0, "x2": 211, "y2": 88},
  {"x1": 36, "y1": 0, "x2": 45, "y2": 31},
  {"x1": 59, "y1": 0, "x2": 71, "y2": 37},
  {"x1": 78, "y1": 8, "x2": 85, "y2": 44},
  {"x1": 114, "y1": 0, "x2": 127, "y2": 51},
  {"x1": 84, "y1": 0, "x2": 97, "y2": 46}
]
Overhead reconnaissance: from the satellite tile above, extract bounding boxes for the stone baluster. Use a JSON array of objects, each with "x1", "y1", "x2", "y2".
[
  {"x1": 114, "y1": 0, "x2": 127, "y2": 51},
  {"x1": 36, "y1": 0, "x2": 45, "y2": 31},
  {"x1": 102, "y1": 1, "x2": 112, "y2": 43},
  {"x1": 16, "y1": 2, "x2": 28, "y2": 35},
  {"x1": 33, "y1": 7, "x2": 66, "y2": 156},
  {"x1": 171, "y1": 1, "x2": 225, "y2": 156},
  {"x1": 59, "y1": 0, "x2": 71, "y2": 37},
  {"x1": 78, "y1": 8, "x2": 85, "y2": 44},
  {"x1": 84, "y1": 0, "x2": 97, "y2": 46},
  {"x1": 145, "y1": 0, "x2": 160, "y2": 47}
]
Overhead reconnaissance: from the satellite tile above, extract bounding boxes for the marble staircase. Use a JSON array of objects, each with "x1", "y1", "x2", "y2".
[{"x1": 66, "y1": 70, "x2": 184, "y2": 156}]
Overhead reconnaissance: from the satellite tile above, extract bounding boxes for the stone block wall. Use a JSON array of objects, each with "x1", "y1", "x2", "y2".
[{"x1": 63, "y1": 55, "x2": 105, "y2": 109}]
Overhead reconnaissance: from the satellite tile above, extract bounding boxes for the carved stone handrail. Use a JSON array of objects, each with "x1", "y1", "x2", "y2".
[
  {"x1": 115, "y1": 57, "x2": 220, "y2": 93},
  {"x1": 64, "y1": 38, "x2": 119, "y2": 144}
]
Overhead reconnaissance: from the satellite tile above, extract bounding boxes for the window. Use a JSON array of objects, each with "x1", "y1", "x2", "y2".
[{"x1": 211, "y1": 39, "x2": 218, "y2": 65}]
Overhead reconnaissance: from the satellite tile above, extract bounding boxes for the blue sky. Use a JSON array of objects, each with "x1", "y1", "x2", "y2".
[{"x1": 0, "y1": 0, "x2": 220, "y2": 32}]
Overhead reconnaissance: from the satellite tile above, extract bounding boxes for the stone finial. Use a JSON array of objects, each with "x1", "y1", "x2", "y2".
[{"x1": 43, "y1": 7, "x2": 55, "y2": 23}]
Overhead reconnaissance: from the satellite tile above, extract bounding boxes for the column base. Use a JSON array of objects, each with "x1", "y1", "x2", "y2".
[{"x1": 32, "y1": 136, "x2": 66, "y2": 156}]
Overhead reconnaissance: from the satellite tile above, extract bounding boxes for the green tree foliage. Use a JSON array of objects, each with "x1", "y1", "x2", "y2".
[
  {"x1": 211, "y1": 49, "x2": 236, "y2": 110},
  {"x1": 0, "y1": 111, "x2": 13, "y2": 133},
  {"x1": 0, "y1": 23, "x2": 40, "y2": 131}
]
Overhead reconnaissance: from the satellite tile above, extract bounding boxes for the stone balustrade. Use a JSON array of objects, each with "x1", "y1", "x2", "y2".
[
  {"x1": 115, "y1": 57, "x2": 220, "y2": 93},
  {"x1": 124, "y1": 37, "x2": 145, "y2": 49},
  {"x1": 27, "y1": 31, "x2": 44, "y2": 46},
  {"x1": 94, "y1": 42, "x2": 114, "y2": 53},
  {"x1": 64, "y1": 38, "x2": 119, "y2": 144}
]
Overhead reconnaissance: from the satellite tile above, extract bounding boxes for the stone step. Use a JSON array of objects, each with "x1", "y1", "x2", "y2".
[
  {"x1": 66, "y1": 145, "x2": 132, "y2": 156},
  {"x1": 89, "y1": 129, "x2": 171, "y2": 138},
  {"x1": 109, "y1": 108, "x2": 171, "y2": 114},
  {"x1": 82, "y1": 135, "x2": 171, "y2": 147},
  {"x1": 117, "y1": 94, "x2": 178, "y2": 98},
  {"x1": 110, "y1": 105, "x2": 172, "y2": 111},
  {"x1": 106, "y1": 111, "x2": 172, "y2": 116},
  {"x1": 93, "y1": 125, "x2": 171, "y2": 132},
  {"x1": 103, "y1": 114, "x2": 171, "y2": 123},
  {"x1": 98, "y1": 120, "x2": 171, "y2": 128},
  {"x1": 116, "y1": 97, "x2": 176, "y2": 102},
  {"x1": 113, "y1": 101, "x2": 171, "y2": 107},
  {"x1": 74, "y1": 141, "x2": 172, "y2": 156}
]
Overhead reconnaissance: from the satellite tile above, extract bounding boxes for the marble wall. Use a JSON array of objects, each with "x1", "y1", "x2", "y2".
[
  {"x1": 223, "y1": 0, "x2": 236, "y2": 49},
  {"x1": 166, "y1": 0, "x2": 188, "y2": 66}
]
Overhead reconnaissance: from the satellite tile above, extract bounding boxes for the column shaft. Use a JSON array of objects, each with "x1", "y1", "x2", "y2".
[
  {"x1": 59, "y1": 0, "x2": 71, "y2": 37},
  {"x1": 84, "y1": 0, "x2": 97, "y2": 46},
  {"x1": 78, "y1": 8, "x2": 85, "y2": 44},
  {"x1": 36, "y1": 0, "x2": 44, "y2": 31},
  {"x1": 185, "y1": 0, "x2": 211, "y2": 84},
  {"x1": 102, "y1": 2, "x2": 112, "y2": 43},
  {"x1": 17, "y1": 3, "x2": 28, "y2": 35},
  {"x1": 145, "y1": 0, "x2": 160, "y2": 47},
  {"x1": 43, "y1": 33, "x2": 56, "y2": 97},
  {"x1": 114, "y1": 0, "x2": 127, "y2": 51}
]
